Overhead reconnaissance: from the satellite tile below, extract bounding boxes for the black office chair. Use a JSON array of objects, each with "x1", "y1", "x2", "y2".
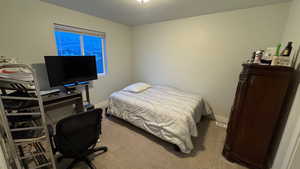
[{"x1": 49, "y1": 108, "x2": 108, "y2": 169}]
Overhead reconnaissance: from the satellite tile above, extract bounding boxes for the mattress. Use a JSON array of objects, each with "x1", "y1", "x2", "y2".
[{"x1": 108, "y1": 85, "x2": 212, "y2": 153}]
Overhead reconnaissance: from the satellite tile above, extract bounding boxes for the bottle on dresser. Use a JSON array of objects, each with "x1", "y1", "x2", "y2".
[
  {"x1": 271, "y1": 42, "x2": 293, "y2": 67},
  {"x1": 281, "y1": 41, "x2": 293, "y2": 57}
]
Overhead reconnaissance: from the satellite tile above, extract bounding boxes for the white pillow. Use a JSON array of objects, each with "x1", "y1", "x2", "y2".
[{"x1": 123, "y1": 82, "x2": 151, "y2": 93}]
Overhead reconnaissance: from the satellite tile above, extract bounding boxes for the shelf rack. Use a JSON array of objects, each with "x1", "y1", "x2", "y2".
[{"x1": 0, "y1": 64, "x2": 56, "y2": 169}]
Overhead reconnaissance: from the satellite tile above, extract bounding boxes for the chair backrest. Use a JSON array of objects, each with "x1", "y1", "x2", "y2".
[{"x1": 54, "y1": 108, "x2": 102, "y2": 157}]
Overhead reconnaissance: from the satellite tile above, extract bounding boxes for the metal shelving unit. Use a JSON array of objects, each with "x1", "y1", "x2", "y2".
[{"x1": 0, "y1": 64, "x2": 56, "y2": 169}]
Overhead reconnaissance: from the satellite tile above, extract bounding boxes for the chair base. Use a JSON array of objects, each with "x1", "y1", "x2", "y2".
[{"x1": 59, "y1": 146, "x2": 108, "y2": 169}]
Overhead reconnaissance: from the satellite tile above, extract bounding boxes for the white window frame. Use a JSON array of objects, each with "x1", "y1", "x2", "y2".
[{"x1": 53, "y1": 23, "x2": 107, "y2": 76}]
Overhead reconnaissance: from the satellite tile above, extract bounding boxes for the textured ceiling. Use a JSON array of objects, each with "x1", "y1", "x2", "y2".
[{"x1": 42, "y1": 0, "x2": 290, "y2": 26}]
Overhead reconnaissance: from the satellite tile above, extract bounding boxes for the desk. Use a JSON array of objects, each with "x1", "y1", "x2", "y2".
[{"x1": 42, "y1": 91, "x2": 84, "y2": 113}]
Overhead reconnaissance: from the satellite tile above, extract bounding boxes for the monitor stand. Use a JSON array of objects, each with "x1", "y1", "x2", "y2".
[{"x1": 64, "y1": 82, "x2": 84, "y2": 94}]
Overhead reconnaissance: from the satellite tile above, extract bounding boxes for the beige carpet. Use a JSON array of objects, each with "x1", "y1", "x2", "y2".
[{"x1": 56, "y1": 116, "x2": 246, "y2": 169}]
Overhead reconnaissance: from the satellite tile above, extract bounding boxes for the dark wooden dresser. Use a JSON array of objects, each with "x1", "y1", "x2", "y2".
[{"x1": 223, "y1": 64, "x2": 294, "y2": 169}]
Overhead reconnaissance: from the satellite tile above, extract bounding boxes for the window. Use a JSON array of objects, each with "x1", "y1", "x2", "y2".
[{"x1": 54, "y1": 24, "x2": 106, "y2": 75}]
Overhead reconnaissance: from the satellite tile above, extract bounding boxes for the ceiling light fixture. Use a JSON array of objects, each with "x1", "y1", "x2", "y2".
[{"x1": 137, "y1": 0, "x2": 150, "y2": 4}]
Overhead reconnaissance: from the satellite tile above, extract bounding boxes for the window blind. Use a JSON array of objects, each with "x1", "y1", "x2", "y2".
[{"x1": 54, "y1": 23, "x2": 105, "y2": 38}]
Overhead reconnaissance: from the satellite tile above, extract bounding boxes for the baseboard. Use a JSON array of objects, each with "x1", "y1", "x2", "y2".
[{"x1": 215, "y1": 115, "x2": 229, "y2": 128}]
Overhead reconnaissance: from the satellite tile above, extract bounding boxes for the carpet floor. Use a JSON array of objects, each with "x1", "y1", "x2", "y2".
[{"x1": 56, "y1": 116, "x2": 246, "y2": 169}]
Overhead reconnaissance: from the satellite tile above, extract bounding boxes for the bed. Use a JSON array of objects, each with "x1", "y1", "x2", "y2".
[{"x1": 108, "y1": 84, "x2": 212, "y2": 153}]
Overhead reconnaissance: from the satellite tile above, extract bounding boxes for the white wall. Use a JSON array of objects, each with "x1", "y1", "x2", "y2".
[
  {"x1": 0, "y1": 146, "x2": 7, "y2": 169},
  {"x1": 0, "y1": 0, "x2": 133, "y2": 104},
  {"x1": 132, "y1": 3, "x2": 290, "y2": 120},
  {"x1": 272, "y1": 0, "x2": 300, "y2": 168},
  {"x1": 0, "y1": 1, "x2": 133, "y2": 168},
  {"x1": 0, "y1": 0, "x2": 298, "y2": 168},
  {"x1": 291, "y1": 145, "x2": 300, "y2": 169}
]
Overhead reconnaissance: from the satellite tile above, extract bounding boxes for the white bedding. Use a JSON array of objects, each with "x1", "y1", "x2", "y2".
[{"x1": 108, "y1": 85, "x2": 211, "y2": 153}]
